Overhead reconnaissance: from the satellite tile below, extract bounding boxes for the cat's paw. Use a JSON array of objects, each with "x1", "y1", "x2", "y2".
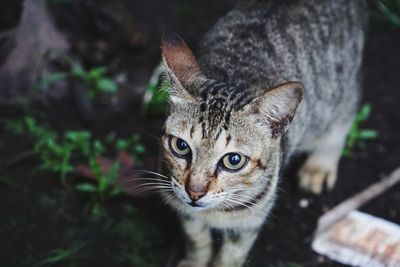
[{"x1": 298, "y1": 161, "x2": 337, "y2": 194}]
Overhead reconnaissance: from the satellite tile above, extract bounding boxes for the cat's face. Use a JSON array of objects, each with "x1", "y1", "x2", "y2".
[
  {"x1": 161, "y1": 97, "x2": 279, "y2": 211},
  {"x1": 159, "y1": 33, "x2": 303, "y2": 212}
]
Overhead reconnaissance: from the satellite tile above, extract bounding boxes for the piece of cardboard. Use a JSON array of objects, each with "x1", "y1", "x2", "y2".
[{"x1": 312, "y1": 211, "x2": 400, "y2": 267}]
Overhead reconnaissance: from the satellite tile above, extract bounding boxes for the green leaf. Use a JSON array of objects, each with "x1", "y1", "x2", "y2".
[
  {"x1": 342, "y1": 147, "x2": 351, "y2": 158},
  {"x1": 133, "y1": 144, "x2": 145, "y2": 154},
  {"x1": 35, "y1": 243, "x2": 85, "y2": 266},
  {"x1": 343, "y1": 103, "x2": 378, "y2": 157},
  {"x1": 93, "y1": 140, "x2": 105, "y2": 156},
  {"x1": 36, "y1": 72, "x2": 68, "y2": 91},
  {"x1": 116, "y1": 139, "x2": 128, "y2": 150},
  {"x1": 76, "y1": 183, "x2": 98, "y2": 193},
  {"x1": 71, "y1": 65, "x2": 87, "y2": 80},
  {"x1": 109, "y1": 186, "x2": 123, "y2": 197},
  {"x1": 358, "y1": 129, "x2": 378, "y2": 139},
  {"x1": 65, "y1": 131, "x2": 91, "y2": 141},
  {"x1": 377, "y1": 0, "x2": 400, "y2": 26},
  {"x1": 3, "y1": 119, "x2": 25, "y2": 135},
  {"x1": 356, "y1": 104, "x2": 372, "y2": 121},
  {"x1": 105, "y1": 162, "x2": 121, "y2": 183},
  {"x1": 143, "y1": 82, "x2": 169, "y2": 114},
  {"x1": 96, "y1": 78, "x2": 118, "y2": 93},
  {"x1": 89, "y1": 67, "x2": 107, "y2": 79}
]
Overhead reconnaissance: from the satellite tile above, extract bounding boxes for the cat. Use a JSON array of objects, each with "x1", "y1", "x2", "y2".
[{"x1": 158, "y1": 0, "x2": 367, "y2": 266}]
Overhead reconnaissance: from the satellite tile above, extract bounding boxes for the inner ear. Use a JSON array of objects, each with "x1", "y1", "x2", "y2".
[
  {"x1": 250, "y1": 81, "x2": 304, "y2": 138},
  {"x1": 161, "y1": 32, "x2": 205, "y2": 90}
]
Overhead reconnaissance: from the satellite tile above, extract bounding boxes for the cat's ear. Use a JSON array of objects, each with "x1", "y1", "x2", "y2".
[
  {"x1": 248, "y1": 82, "x2": 304, "y2": 138},
  {"x1": 161, "y1": 32, "x2": 205, "y2": 103}
]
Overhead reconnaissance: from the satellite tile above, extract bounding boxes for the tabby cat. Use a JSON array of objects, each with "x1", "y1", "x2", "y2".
[{"x1": 158, "y1": 0, "x2": 367, "y2": 266}]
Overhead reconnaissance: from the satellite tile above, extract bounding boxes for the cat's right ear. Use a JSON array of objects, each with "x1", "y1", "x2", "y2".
[
  {"x1": 161, "y1": 32, "x2": 205, "y2": 103},
  {"x1": 246, "y1": 81, "x2": 304, "y2": 139}
]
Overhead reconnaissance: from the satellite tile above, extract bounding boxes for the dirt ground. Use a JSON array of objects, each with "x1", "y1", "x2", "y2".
[{"x1": 0, "y1": 1, "x2": 399, "y2": 267}]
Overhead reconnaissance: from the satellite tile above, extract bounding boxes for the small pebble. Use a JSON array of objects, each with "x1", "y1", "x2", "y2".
[{"x1": 299, "y1": 198, "x2": 309, "y2": 208}]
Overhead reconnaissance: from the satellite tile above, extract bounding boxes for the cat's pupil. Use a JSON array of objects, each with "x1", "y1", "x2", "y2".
[
  {"x1": 228, "y1": 153, "x2": 241, "y2": 165},
  {"x1": 177, "y1": 139, "x2": 188, "y2": 151}
]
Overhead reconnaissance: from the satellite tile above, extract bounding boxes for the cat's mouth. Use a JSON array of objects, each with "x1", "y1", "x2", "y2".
[{"x1": 187, "y1": 201, "x2": 202, "y2": 207}]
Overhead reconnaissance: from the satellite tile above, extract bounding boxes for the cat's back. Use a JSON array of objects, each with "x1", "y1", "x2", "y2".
[
  {"x1": 198, "y1": 0, "x2": 366, "y2": 87},
  {"x1": 198, "y1": 0, "x2": 367, "y2": 153}
]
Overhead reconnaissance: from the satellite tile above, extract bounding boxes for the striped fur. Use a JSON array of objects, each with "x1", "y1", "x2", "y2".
[{"x1": 159, "y1": 0, "x2": 367, "y2": 266}]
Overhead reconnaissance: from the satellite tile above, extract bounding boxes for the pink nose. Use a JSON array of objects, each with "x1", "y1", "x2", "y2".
[{"x1": 185, "y1": 187, "x2": 206, "y2": 202}]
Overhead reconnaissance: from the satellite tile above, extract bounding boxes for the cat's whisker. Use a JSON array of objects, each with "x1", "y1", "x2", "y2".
[
  {"x1": 126, "y1": 184, "x2": 172, "y2": 190},
  {"x1": 229, "y1": 192, "x2": 261, "y2": 201},
  {"x1": 223, "y1": 198, "x2": 259, "y2": 214},
  {"x1": 227, "y1": 186, "x2": 259, "y2": 192},
  {"x1": 127, "y1": 186, "x2": 174, "y2": 195},
  {"x1": 128, "y1": 169, "x2": 169, "y2": 179},
  {"x1": 163, "y1": 193, "x2": 178, "y2": 206},
  {"x1": 132, "y1": 182, "x2": 173, "y2": 189},
  {"x1": 224, "y1": 196, "x2": 264, "y2": 214},
  {"x1": 120, "y1": 177, "x2": 171, "y2": 185},
  {"x1": 124, "y1": 180, "x2": 174, "y2": 194},
  {"x1": 230, "y1": 199, "x2": 264, "y2": 212},
  {"x1": 221, "y1": 201, "x2": 235, "y2": 212},
  {"x1": 228, "y1": 195, "x2": 265, "y2": 211}
]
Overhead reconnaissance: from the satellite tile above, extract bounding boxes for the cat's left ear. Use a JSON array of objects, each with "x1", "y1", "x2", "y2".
[
  {"x1": 247, "y1": 82, "x2": 304, "y2": 138},
  {"x1": 161, "y1": 32, "x2": 205, "y2": 103}
]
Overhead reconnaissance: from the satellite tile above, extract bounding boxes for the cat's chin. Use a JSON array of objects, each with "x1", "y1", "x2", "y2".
[{"x1": 180, "y1": 200, "x2": 221, "y2": 212}]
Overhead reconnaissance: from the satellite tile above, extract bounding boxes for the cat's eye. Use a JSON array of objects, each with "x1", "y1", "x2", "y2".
[
  {"x1": 169, "y1": 136, "x2": 191, "y2": 157},
  {"x1": 220, "y1": 153, "x2": 247, "y2": 171}
]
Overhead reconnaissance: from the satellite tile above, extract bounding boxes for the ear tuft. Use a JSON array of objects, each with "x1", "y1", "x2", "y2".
[
  {"x1": 161, "y1": 31, "x2": 185, "y2": 47},
  {"x1": 252, "y1": 81, "x2": 304, "y2": 138},
  {"x1": 161, "y1": 32, "x2": 204, "y2": 89}
]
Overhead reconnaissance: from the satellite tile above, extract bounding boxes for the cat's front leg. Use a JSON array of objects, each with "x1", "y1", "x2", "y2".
[
  {"x1": 211, "y1": 228, "x2": 259, "y2": 267},
  {"x1": 299, "y1": 121, "x2": 353, "y2": 194},
  {"x1": 178, "y1": 216, "x2": 213, "y2": 267}
]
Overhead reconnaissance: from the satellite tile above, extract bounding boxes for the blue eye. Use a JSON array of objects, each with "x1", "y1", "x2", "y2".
[
  {"x1": 176, "y1": 139, "x2": 188, "y2": 151},
  {"x1": 221, "y1": 153, "x2": 247, "y2": 171},
  {"x1": 169, "y1": 136, "x2": 191, "y2": 157}
]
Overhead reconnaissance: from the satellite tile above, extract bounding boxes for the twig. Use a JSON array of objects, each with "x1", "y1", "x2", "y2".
[
  {"x1": 316, "y1": 167, "x2": 400, "y2": 235},
  {"x1": 0, "y1": 150, "x2": 35, "y2": 169}
]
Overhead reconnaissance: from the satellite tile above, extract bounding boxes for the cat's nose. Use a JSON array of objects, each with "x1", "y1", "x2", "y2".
[{"x1": 185, "y1": 187, "x2": 206, "y2": 202}]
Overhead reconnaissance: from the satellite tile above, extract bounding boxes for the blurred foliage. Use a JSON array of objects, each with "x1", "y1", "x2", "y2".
[
  {"x1": 3, "y1": 116, "x2": 144, "y2": 202},
  {"x1": 375, "y1": 0, "x2": 400, "y2": 26},
  {"x1": 111, "y1": 218, "x2": 168, "y2": 267},
  {"x1": 143, "y1": 66, "x2": 169, "y2": 114},
  {"x1": 143, "y1": 83, "x2": 169, "y2": 114},
  {"x1": 36, "y1": 242, "x2": 86, "y2": 267},
  {"x1": 343, "y1": 104, "x2": 378, "y2": 157},
  {"x1": 72, "y1": 65, "x2": 119, "y2": 99},
  {"x1": 37, "y1": 51, "x2": 119, "y2": 100}
]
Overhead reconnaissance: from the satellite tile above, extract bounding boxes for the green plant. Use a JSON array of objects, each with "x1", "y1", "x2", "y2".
[
  {"x1": 5, "y1": 116, "x2": 73, "y2": 183},
  {"x1": 75, "y1": 161, "x2": 122, "y2": 200},
  {"x1": 343, "y1": 104, "x2": 378, "y2": 157},
  {"x1": 112, "y1": 218, "x2": 168, "y2": 267},
  {"x1": 3, "y1": 117, "x2": 145, "y2": 201},
  {"x1": 36, "y1": 242, "x2": 85, "y2": 266},
  {"x1": 115, "y1": 133, "x2": 145, "y2": 161},
  {"x1": 143, "y1": 65, "x2": 169, "y2": 114},
  {"x1": 71, "y1": 65, "x2": 118, "y2": 99},
  {"x1": 37, "y1": 51, "x2": 118, "y2": 99},
  {"x1": 375, "y1": 0, "x2": 400, "y2": 26}
]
